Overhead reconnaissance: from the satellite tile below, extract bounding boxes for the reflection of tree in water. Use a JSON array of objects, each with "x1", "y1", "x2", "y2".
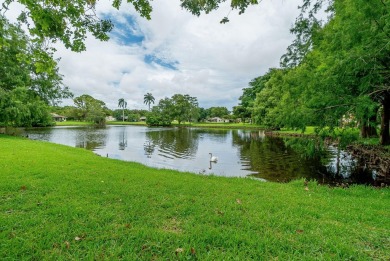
[
  {"x1": 197, "y1": 128, "x2": 230, "y2": 143},
  {"x1": 145, "y1": 128, "x2": 200, "y2": 159},
  {"x1": 75, "y1": 128, "x2": 107, "y2": 150},
  {"x1": 24, "y1": 127, "x2": 53, "y2": 142},
  {"x1": 118, "y1": 128, "x2": 127, "y2": 150},
  {"x1": 325, "y1": 145, "x2": 373, "y2": 184},
  {"x1": 231, "y1": 131, "x2": 373, "y2": 184},
  {"x1": 232, "y1": 132, "x2": 322, "y2": 182},
  {"x1": 143, "y1": 140, "x2": 155, "y2": 158}
]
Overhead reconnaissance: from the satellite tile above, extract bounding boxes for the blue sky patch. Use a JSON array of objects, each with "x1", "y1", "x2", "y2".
[
  {"x1": 144, "y1": 54, "x2": 179, "y2": 70},
  {"x1": 104, "y1": 13, "x2": 145, "y2": 45}
]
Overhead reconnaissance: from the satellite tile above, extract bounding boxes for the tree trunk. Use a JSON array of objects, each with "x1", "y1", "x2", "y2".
[
  {"x1": 380, "y1": 93, "x2": 390, "y2": 145},
  {"x1": 360, "y1": 115, "x2": 378, "y2": 138}
]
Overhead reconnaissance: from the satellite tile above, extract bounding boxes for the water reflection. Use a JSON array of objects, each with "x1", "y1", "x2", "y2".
[
  {"x1": 24, "y1": 126, "x2": 375, "y2": 185},
  {"x1": 209, "y1": 161, "x2": 216, "y2": 170},
  {"x1": 232, "y1": 132, "x2": 323, "y2": 182},
  {"x1": 145, "y1": 128, "x2": 200, "y2": 159},
  {"x1": 75, "y1": 128, "x2": 107, "y2": 150},
  {"x1": 326, "y1": 146, "x2": 373, "y2": 184},
  {"x1": 118, "y1": 127, "x2": 127, "y2": 150},
  {"x1": 143, "y1": 140, "x2": 155, "y2": 158},
  {"x1": 26, "y1": 126, "x2": 107, "y2": 150}
]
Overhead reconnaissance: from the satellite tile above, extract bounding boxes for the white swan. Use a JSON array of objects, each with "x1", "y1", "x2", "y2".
[{"x1": 209, "y1": 153, "x2": 218, "y2": 162}]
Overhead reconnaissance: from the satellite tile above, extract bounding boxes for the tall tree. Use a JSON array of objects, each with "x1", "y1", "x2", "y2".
[
  {"x1": 171, "y1": 94, "x2": 199, "y2": 124},
  {"x1": 0, "y1": 15, "x2": 71, "y2": 127},
  {"x1": 143, "y1": 93, "x2": 155, "y2": 111},
  {"x1": 146, "y1": 97, "x2": 174, "y2": 126},
  {"x1": 296, "y1": 0, "x2": 390, "y2": 144},
  {"x1": 235, "y1": 70, "x2": 273, "y2": 122},
  {"x1": 73, "y1": 94, "x2": 107, "y2": 125},
  {"x1": 207, "y1": 107, "x2": 230, "y2": 118},
  {"x1": 118, "y1": 98, "x2": 127, "y2": 122}
]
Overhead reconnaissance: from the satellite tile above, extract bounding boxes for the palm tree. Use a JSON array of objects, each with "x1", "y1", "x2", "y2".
[
  {"x1": 118, "y1": 98, "x2": 127, "y2": 122},
  {"x1": 144, "y1": 93, "x2": 155, "y2": 111}
]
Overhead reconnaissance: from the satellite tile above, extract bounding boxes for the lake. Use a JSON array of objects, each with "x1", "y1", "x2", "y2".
[{"x1": 24, "y1": 125, "x2": 374, "y2": 184}]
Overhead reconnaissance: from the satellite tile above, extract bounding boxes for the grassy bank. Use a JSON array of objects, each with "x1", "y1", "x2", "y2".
[
  {"x1": 106, "y1": 121, "x2": 147, "y2": 126},
  {"x1": 55, "y1": 121, "x2": 94, "y2": 126},
  {"x1": 1, "y1": 135, "x2": 388, "y2": 260},
  {"x1": 178, "y1": 122, "x2": 263, "y2": 129}
]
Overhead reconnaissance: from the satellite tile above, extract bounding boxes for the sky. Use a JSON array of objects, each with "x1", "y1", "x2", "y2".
[{"x1": 5, "y1": 0, "x2": 304, "y2": 111}]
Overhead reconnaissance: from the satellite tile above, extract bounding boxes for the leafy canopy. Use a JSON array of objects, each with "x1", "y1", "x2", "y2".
[
  {"x1": 2, "y1": 0, "x2": 262, "y2": 51},
  {"x1": 0, "y1": 15, "x2": 71, "y2": 127}
]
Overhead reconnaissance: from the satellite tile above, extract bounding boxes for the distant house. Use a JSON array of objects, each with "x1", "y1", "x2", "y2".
[
  {"x1": 51, "y1": 113, "x2": 67, "y2": 122},
  {"x1": 105, "y1": 116, "x2": 116, "y2": 122},
  {"x1": 208, "y1": 117, "x2": 224, "y2": 123},
  {"x1": 139, "y1": 116, "x2": 147, "y2": 122}
]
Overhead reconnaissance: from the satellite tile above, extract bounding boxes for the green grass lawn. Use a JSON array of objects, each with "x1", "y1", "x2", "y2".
[
  {"x1": 106, "y1": 121, "x2": 147, "y2": 126},
  {"x1": 0, "y1": 135, "x2": 389, "y2": 260},
  {"x1": 55, "y1": 121, "x2": 94, "y2": 126},
  {"x1": 176, "y1": 122, "x2": 264, "y2": 129},
  {"x1": 278, "y1": 126, "x2": 318, "y2": 135}
]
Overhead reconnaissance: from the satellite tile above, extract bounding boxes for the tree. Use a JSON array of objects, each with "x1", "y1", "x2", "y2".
[
  {"x1": 2, "y1": 0, "x2": 264, "y2": 52},
  {"x1": 197, "y1": 107, "x2": 208, "y2": 122},
  {"x1": 146, "y1": 97, "x2": 174, "y2": 126},
  {"x1": 51, "y1": 105, "x2": 79, "y2": 120},
  {"x1": 73, "y1": 94, "x2": 107, "y2": 125},
  {"x1": 0, "y1": 87, "x2": 54, "y2": 127},
  {"x1": 146, "y1": 94, "x2": 199, "y2": 126},
  {"x1": 143, "y1": 93, "x2": 155, "y2": 111},
  {"x1": 0, "y1": 15, "x2": 71, "y2": 127},
  {"x1": 289, "y1": 0, "x2": 390, "y2": 144},
  {"x1": 235, "y1": 71, "x2": 273, "y2": 122},
  {"x1": 118, "y1": 98, "x2": 127, "y2": 122},
  {"x1": 239, "y1": 0, "x2": 390, "y2": 145},
  {"x1": 207, "y1": 107, "x2": 230, "y2": 118},
  {"x1": 171, "y1": 94, "x2": 199, "y2": 124}
]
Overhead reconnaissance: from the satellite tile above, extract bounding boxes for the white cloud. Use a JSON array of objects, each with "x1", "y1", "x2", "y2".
[{"x1": 4, "y1": 0, "x2": 304, "y2": 110}]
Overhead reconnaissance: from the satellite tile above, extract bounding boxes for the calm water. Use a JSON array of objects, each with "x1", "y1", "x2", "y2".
[{"x1": 25, "y1": 125, "x2": 374, "y2": 184}]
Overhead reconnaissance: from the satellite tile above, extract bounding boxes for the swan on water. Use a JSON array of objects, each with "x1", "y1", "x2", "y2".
[{"x1": 209, "y1": 153, "x2": 218, "y2": 162}]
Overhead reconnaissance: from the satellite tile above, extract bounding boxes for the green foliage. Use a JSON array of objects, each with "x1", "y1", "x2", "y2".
[
  {"x1": 50, "y1": 105, "x2": 79, "y2": 120},
  {"x1": 235, "y1": 72, "x2": 272, "y2": 121},
  {"x1": 207, "y1": 106, "x2": 230, "y2": 118},
  {"x1": 283, "y1": 137, "x2": 327, "y2": 159},
  {"x1": 197, "y1": 107, "x2": 208, "y2": 122},
  {"x1": 2, "y1": 0, "x2": 267, "y2": 52},
  {"x1": 73, "y1": 94, "x2": 107, "y2": 126},
  {"x1": 111, "y1": 109, "x2": 148, "y2": 122},
  {"x1": 180, "y1": 0, "x2": 259, "y2": 17},
  {"x1": 0, "y1": 87, "x2": 54, "y2": 127},
  {"x1": 171, "y1": 94, "x2": 199, "y2": 124},
  {"x1": 145, "y1": 113, "x2": 172, "y2": 127},
  {"x1": 143, "y1": 92, "x2": 155, "y2": 111},
  {"x1": 146, "y1": 94, "x2": 199, "y2": 126},
  {"x1": 0, "y1": 16, "x2": 71, "y2": 127},
  {"x1": 118, "y1": 98, "x2": 127, "y2": 122},
  {"x1": 238, "y1": 0, "x2": 390, "y2": 144},
  {"x1": 146, "y1": 97, "x2": 174, "y2": 126}
]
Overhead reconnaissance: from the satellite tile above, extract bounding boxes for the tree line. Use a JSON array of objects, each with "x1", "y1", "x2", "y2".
[
  {"x1": 233, "y1": 0, "x2": 389, "y2": 145},
  {"x1": 50, "y1": 92, "x2": 232, "y2": 126}
]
